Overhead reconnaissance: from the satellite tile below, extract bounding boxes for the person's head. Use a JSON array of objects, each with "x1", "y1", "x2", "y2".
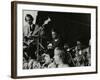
[
  {"x1": 64, "y1": 43, "x2": 69, "y2": 49},
  {"x1": 76, "y1": 41, "x2": 81, "y2": 50},
  {"x1": 47, "y1": 43, "x2": 53, "y2": 49},
  {"x1": 43, "y1": 49, "x2": 54, "y2": 64},
  {"x1": 77, "y1": 41, "x2": 81, "y2": 45},
  {"x1": 54, "y1": 47, "x2": 69, "y2": 65},
  {"x1": 25, "y1": 14, "x2": 34, "y2": 25},
  {"x1": 51, "y1": 29, "x2": 57, "y2": 39},
  {"x1": 43, "y1": 54, "x2": 51, "y2": 64}
]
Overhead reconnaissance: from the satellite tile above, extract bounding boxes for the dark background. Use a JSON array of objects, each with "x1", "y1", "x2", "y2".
[{"x1": 36, "y1": 11, "x2": 91, "y2": 47}]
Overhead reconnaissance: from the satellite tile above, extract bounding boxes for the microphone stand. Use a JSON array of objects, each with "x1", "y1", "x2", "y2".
[{"x1": 36, "y1": 24, "x2": 45, "y2": 61}]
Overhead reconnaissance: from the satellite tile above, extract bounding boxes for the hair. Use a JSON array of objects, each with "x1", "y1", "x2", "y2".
[
  {"x1": 55, "y1": 47, "x2": 70, "y2": 64},
  {"x1": 25, "y1": 14, "x2": 34, "y2": 22},
  {"x1": 46, "y1": 49, "x2": 54, "y2": 59}
]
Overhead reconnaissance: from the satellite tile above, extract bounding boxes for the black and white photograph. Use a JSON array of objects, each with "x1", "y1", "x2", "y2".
[
  {"x1": 23, "y1": 10, "x2": 91, "y2": 69},
  {"x1": 11, "y1": 1, "x2": 97, "y2": 78}
]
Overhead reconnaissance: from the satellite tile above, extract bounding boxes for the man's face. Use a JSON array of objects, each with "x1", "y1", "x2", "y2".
[
  {"x1": 44, "y1": 54, "x2": 51, "y2": 64},
  {"x1": 25, "y1": 16, "x2": 33, "y2": 25},
  {"x1": 52, "y1": 31, "x2": 57, "y2": 39}
]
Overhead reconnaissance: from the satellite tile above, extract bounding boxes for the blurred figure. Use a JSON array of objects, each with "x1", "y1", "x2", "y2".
[
  {"x1": 23, "y1": 14, "x2": 38, "y2": 61},
  {"x1": 23, "y1": 14, "x2": 39, "y2": 41},
  {"x1": 74, "y1": 41, "x2": 82, "y2": 66},
  {"x1": 23, "y1": 57, "x2": 28, "y2": 69},
  {"x1": 54, "y1": 47, "x2": 70, "y2": 68},
  {"x1": 47, "y1": 43, "x2": 53, "y2": 49},
  {"x1": 47, "y1": 29, "x2": 63, "y2": 50},
  {"x1": 51, "y1": 29, "x2": 61, "y2": 48},
  {"x1": 74, "y1": 40, "x2": 91, "y2": 66},
  {"x1": 42, "y1": 49, "x2": 56, "y2": 68},
  {"x1": 28, "y1": 58, "x2": 41, "y2": 69},
  {"x1": 64, "y1": 43, "x2": 70, "y2": 52}
]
